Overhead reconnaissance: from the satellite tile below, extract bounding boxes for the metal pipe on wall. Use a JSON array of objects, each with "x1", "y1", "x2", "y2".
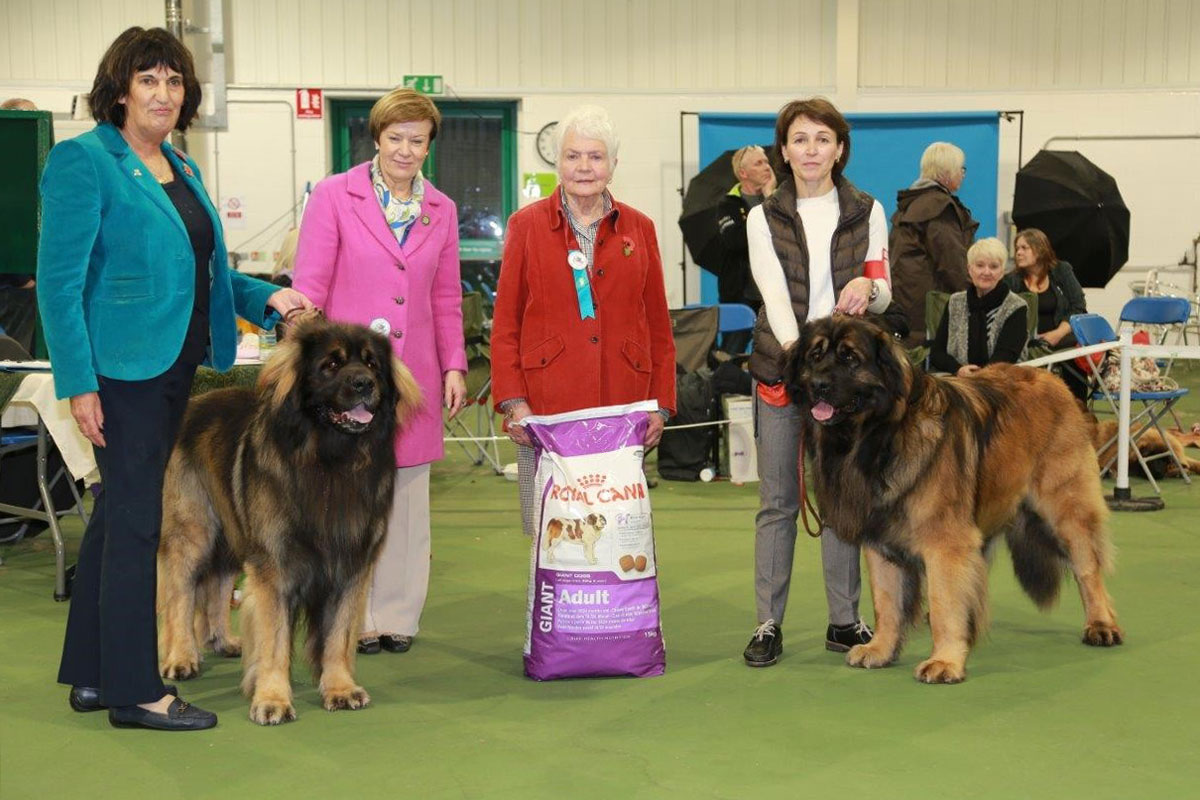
[{"x1": 164, "y1": 0, "x2": 187, "y2": 153}]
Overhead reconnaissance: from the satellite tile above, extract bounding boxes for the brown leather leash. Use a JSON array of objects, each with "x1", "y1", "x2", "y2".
[{"x1": 797, "y1": 423, "x2": 823, "y2": 537}]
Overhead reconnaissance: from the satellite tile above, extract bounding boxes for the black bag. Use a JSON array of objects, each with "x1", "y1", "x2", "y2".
[
  {"x1": 656, "y1": 367, "x2": 716, "y2": 481},
  {"x1": 0, "y1": 435, "x2": 85, "y2": 543}
]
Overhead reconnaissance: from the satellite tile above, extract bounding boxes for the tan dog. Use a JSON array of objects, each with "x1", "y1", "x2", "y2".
[
  {"x1": 157, "y1": 317, "x2": 421, "y2": 725},
  {"x1": 1090, "y1": 418, "x2": 1200, "y2": 479},
  {"x1": 785, "y1": 315, "x2": 1123, "y2": 684},
  {"x1": 543, "y1": 513, "x2": 607, "y2": 565}
]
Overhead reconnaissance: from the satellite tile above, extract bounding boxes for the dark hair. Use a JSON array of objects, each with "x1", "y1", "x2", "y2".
[
  {"x1": 89, "y1": 27, "x2": 202, "y2": 132},
  {"x1": 772, "y1": 96, "x2": 851, "y2": 179},
  {"x1": 1015, "y1": 228, "x2": 1058, "y2": 278}
]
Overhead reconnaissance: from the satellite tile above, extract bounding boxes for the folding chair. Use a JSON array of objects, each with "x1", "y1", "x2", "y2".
[
  {"x1": 1069, "y1": 312, "x2": 1191, "y2": 492},
  {"x1": 715, "y1": 303, "x2": 756, "y2": 355},
  {"x1": 1118, "y1": 296, "x2": 1192, "y2": 428},
  {"x1": 444, "y1": 291, "x2": 502, "y2": 474}
]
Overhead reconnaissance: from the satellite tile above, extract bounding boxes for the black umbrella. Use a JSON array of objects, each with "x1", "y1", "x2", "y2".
[
  {"x1": 678, "y1": 144, "x2": 776, "y2": 272},
  {"x1": 1012, "y1": 150, "x2": 1131, "y2": 288}
]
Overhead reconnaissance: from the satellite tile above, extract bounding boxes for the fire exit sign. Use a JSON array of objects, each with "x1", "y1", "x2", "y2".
[{"x1": 403, "y1": 75, "x2": 444, "y2": 95}]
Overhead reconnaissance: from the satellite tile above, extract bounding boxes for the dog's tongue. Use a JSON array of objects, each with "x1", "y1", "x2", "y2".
[
  {"x1": 344, "y1": 404, "x2": 374, "y2": 424},
  {"x1": 811, "y1": 401, "x2": 836, "y2": 422}
]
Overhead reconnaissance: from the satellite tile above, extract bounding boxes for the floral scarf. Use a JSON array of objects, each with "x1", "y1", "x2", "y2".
[{"x1": 370, "y1": 155, "x2": 425, "y2": 246}]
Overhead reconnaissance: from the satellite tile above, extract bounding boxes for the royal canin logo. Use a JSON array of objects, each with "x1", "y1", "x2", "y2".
[{"x1": 547, "y1": 475, "x2": 646, "y2": 505}]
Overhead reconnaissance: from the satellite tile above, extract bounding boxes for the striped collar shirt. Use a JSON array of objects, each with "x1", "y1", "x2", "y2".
[{"x1": 561, "y1": 191, "x2": 617, "y2": 269}]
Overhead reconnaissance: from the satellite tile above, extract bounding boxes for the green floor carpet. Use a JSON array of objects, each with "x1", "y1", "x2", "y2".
[{"x1": 3, "y1": 394, "x2": 1199, "y2": 799}]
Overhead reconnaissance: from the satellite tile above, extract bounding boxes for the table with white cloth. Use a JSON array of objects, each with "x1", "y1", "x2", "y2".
[{"x1": 0, "y1": 362, "x2": 263, "y2": 599}]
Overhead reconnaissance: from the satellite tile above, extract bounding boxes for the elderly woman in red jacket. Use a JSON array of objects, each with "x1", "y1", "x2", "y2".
[{"x1": 492, "y1": 105, "x2": 675, "y2": 535}]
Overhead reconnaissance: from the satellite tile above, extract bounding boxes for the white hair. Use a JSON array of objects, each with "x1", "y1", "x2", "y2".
[
  {"x1": 919, "y1": 141, "x2": 965, "y2": 187},
  {"x1": 556, "y1": 105, "x2": 620, "y2": 163},
  {"x1": 967, "y1": 237, "x2": 1007, "y2": 267}
]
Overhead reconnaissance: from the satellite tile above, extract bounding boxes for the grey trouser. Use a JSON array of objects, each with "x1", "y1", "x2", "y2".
[{"x1": 754, "y1": 391, "x2": 862, "y2": 627}]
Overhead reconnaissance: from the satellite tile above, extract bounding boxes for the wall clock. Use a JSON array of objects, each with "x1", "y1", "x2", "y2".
[{"x1": 536, "y1": 121, "x2": 558, "y2": 166}]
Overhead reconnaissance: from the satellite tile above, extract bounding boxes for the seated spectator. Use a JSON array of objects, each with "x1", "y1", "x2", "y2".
[
  {"x1": 930, "y1": 237, "x2": 1028, "y2": 377},
  {"x1": 1004, "y1": 227, "x2": 1086, "y2": 350}
]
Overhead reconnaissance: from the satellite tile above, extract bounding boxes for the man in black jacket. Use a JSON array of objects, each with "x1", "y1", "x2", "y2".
[{"x1": 714, "y1": 145, "x2": 775, "y2": 353}]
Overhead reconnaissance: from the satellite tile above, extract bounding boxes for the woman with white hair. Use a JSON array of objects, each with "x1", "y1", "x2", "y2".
[
  {"x1": 491, "y1": 105, "x2": 676, "y2": 535},
  {"x1": 929, "y1": 237, "x2": 1029, "y2": 376},
  {"x1": 889, "y1": 141, "x2": 980, "y2": 346}
]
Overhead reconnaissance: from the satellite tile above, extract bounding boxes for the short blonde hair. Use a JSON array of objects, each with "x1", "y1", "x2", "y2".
[
  {"x1": 920, "y1": 142, "x2": 965, "y2": 187},
  {"x1": 731, "y1": 145, "x2": 766, "y2": 178},
  {"x1": 369, "y1": 87, "x2": 440, "y2": 142},
  {"x1": 967, "y1": 237, "x2": 1007, "y2": 268},
  {"x1": 556, "y1": 105, "x2": 619, "y2": 163}
]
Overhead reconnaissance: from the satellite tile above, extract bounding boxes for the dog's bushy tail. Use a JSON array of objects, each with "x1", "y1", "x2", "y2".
[{"x1": 1005, "y1": 501, "x2": 1068, "y2": 610}]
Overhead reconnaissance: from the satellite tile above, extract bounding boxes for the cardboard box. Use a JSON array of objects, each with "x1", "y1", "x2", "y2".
[{"x1": 721, "y1": 394, "x2": 758, "y2": 483}]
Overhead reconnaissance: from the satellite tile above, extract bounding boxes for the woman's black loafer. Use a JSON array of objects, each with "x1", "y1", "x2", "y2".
[
  {"x1": 357, "y1": 636, "x2": 381, "y2": 655},
  {"x1": 70, "y1": 684, "x2": 178, "y2": 713},
  {"x1": 379, "y1": 634, "x2": 413, "y2": 653},
  {"x1": 108, "y1": 698, "x2": 216, "y2": 731}
]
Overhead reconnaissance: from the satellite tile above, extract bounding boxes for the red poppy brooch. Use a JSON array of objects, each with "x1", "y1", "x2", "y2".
[{"x1": 622, "y1": 235, "x2": 635, "y2": 257}]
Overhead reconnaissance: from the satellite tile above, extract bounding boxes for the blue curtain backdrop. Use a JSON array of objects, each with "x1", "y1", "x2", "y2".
[{"x1": 696, "y1": 111, "x2": 999, "y2": 303}]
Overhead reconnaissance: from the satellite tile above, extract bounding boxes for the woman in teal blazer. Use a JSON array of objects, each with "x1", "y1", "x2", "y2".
[{"x1": 38, "y1": 27, "x2": 311, "y2": 732}]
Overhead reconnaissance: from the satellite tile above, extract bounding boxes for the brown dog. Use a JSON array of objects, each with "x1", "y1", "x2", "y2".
[
  {"x1": 1089, "y1": 417, "x2": 1200, "y2": 479},
  {"x1": 543, "y1": 513, "x2": 607, "y2": 564},
  {"x1": 157, "y1": 317, "x2": 420, "y2": 724},
  {"x1": 785, "y1": 315, "x2": 1123, "y2": 684}
]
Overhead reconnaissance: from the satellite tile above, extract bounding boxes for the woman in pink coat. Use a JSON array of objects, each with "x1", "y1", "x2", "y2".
[{"x1": 294, "y1": 87, "x2": 467, "y2": 656}]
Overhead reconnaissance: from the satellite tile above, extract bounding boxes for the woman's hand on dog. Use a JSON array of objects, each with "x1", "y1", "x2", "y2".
[
  {"x1": 834, "y1": 277, "x2": 873, "y2": 316},
  {"x1": 266, "y1": 287, "x2": 315, "y2": 318},
  {"x1": 443, "y1": 370, "x2": 467, "y2": 419},
  {"x1": 70, "y1": 392, "x2": 106, "y2": 447},
  {"x1": 505, "y1": 401, "x2": 533, "y2": 446}
]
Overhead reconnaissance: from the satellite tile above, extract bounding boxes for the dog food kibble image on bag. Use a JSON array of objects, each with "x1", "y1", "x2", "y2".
[{"x1": 517, "y1": 401, "x2": 665, "y2": 680}]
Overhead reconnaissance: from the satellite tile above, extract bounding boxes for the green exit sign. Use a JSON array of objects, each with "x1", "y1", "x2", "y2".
[{"x1": 403, "y1": 74, "x2": 444, "y2": 95}]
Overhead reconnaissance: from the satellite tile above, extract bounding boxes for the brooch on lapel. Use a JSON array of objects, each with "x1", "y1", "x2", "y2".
[
  {"x1": 421, "y1": 215, "x2": 430, "y2": 226},
  {"x1": 171, "y1": 147, "x2": 195, "y2": 177},
  {"x1": 622, "y1": 235, "x2": 635, "y2": 257},
  {"x1": 132, "y1": 168, "x2": 143, "y2": 177}
]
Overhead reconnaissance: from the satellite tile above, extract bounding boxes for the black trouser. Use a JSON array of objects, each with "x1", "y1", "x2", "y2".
[{"x1": 57, "y1": 356, "x2": 198, "y2": 707}]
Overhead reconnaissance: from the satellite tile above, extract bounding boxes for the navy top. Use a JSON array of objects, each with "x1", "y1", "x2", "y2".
[{"x1": 162, "y1": 171, "x2": 213, "y2": 364}]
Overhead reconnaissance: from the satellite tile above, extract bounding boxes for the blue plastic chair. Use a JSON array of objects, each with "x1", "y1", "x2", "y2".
[
  {"x1": 1069, "y1": 312, "x2": 1191, "y2": 491},
  {"x1": 685, "y1": 303, "x2": 756, "y2": 354}
]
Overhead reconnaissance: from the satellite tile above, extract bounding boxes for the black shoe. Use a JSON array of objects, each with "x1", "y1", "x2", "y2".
[
  {"x1": 108, "y1": 698, "x2": 217, "y2": 731},
  {"x1": 743, "y1": 620, "x2": 782, "y2": 667},
  {"x1": 379, "y1": 634, "x2": 413, "y2": 653},
  {"x1": 357, "y1": 636, "x2": 381, "y2": 655},
  {"x1": 70, "y1": 684, "x2": 178, "y2": 713},
  {"x1": 825, "y1": 619, "x2": 874, "y2": 652}
]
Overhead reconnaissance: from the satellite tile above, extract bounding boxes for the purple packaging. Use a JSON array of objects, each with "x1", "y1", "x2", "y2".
[{"x1": 518, "y1": 401, "x2": 665, "y2": 680}]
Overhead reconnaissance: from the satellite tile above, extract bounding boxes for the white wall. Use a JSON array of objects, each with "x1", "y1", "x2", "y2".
[{"x1": 4, "y1": 0, "x2": 1199, "y2": 319}]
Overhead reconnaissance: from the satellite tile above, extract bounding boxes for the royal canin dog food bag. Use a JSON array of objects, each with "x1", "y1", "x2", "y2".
[{"x1": 518, "y1": 401, "x2": 665, "y2": 680}]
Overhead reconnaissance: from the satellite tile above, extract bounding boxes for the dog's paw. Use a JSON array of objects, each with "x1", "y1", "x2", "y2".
[
  {"x1": 160, "y1": 657, "x2": 202, "y2": 681},
  {"x1": 1082, "y1": 621, "x2": 1124, "y2": 647},
  {"x1": 845, "y1": 643, "x2": 894, "y2": 669},
  {"x1": 914, "y1": 658, "x2": 966, "y2": 684},
  {"x1": 211, "y1": 637, "x2": 242, "y2": 658},
  {"x1": 322, "y1": 685, "x2": 371, "y2": 712},
  {"x1": 249, "y1": 694, "x2": 297, "y2": 725}
]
